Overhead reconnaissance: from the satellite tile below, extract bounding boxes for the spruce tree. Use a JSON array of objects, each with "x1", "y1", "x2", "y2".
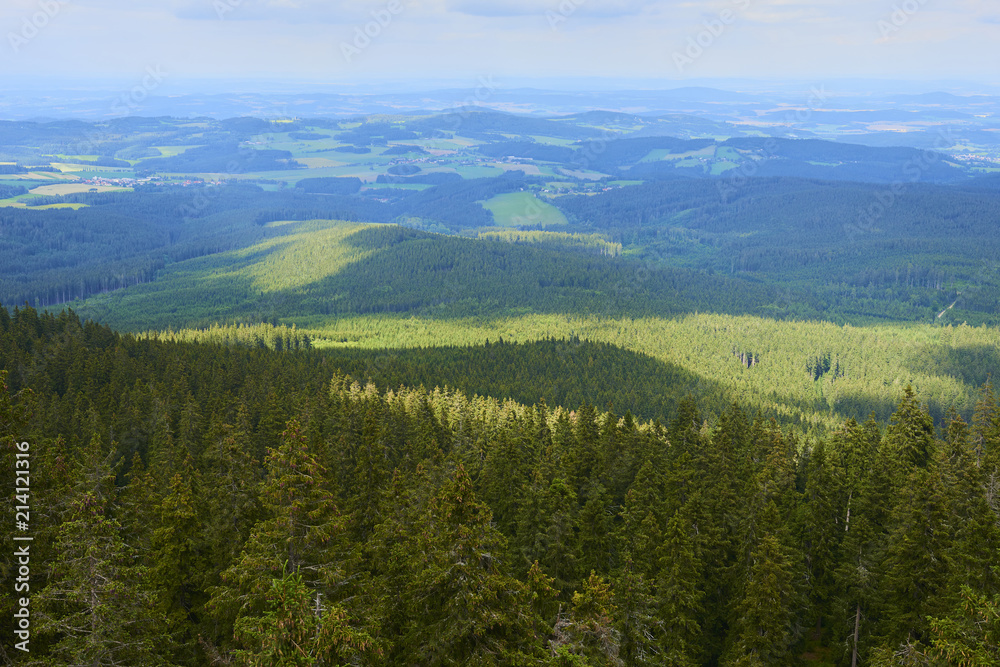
[
  {"x1": 724, "y1": 529, "x2": 798, "y2": 666},
  {"x1": 657, "y1": 502, "x2": 705, "y2": 667},
  {"x1": 35, "y1": 494, "x2": 169, "y2": 666},
  {"x1": 392, "y1": 466, "x2": 549, "y2": 665},
  {"x1": 801, "y1": 439, "x2": 844, "y2": 634},
  {"x1": 209, "y1": 419, "x2": 352, "y2": 658},
  {"x1": 613, "y1": 555, "x2": 665, "y2": 666},
  {"x1": 150, "y1": 464, "x2": 207, "y2": 662},
  {"x1": 233, "y1": 566, "x2": 379, "y2": 666},
  {"x1": 551, "y1": 572, "x2": 623, "y2": 667}
]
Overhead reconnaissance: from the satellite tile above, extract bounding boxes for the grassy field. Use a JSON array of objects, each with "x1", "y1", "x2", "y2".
[
  {"x1": 51, "y1": 162, "x2": 132, "y2": 174},
  {"x1": 150, "y1": 145, "x2": 202, "y2": 158},
  {"x1": 293, "y1": 157, "x2": 347, "y2": 168},
  {"x1": 715, "y1": 146, "x2": 743, "y2": 161},
  {"x1": 363, "y1": 182, "x2": 433, "y2": 191},
  {"x1": 709, "y1": 161, "x2": 740, "y2": 175},
  {"x1": 555, "y1": 167, "x2": 608, "y2": 180},
  {"x1": 529, "y1": 135, "x2": 579, "y2": 146},
  {"x1": 54, "y1": 154, "x2": 100, "y2": 162},
  {"x1": 162, "y1": 166, "x2": 378, "y2": 184},
  {"x1": 5, "y1": 171, "x2": 77, "y2": 181},
  {"x1": 639, "y1": 148, "x2": 674, "y2": 162},
  {"x1": 0, "y1": 199, "x2": 88, "y2": 210},
  {"x1": 452, "y1": 164, "x2": 505, "y2": 178},
  {"x1": 482, "y1": 191, "x2": 570, "y2": 227},
  {"x1": 29, "y1": 183, "x2": 130, "y2": 196}
]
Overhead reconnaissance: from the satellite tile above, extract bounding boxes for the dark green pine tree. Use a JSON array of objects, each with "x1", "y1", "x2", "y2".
[
  {"x1": 566, "y1": 402, "x2": 602, "y2": 498},
  {"x1": 550, "y1": 572, "x2": 623, "y2": 667},
  {"x1": 868, "y1": 389, "x2": 953, "y2": 655},
  {"x1": 613, "y1": 555, "x2": 665, "y2": 666},
  {"x1": 117, "y1": 452, "x2": 160, "y2": 556},
  {"x1": 724, "y1": 525, "x2": 798, "y2": 666},
  {"x1": 830, "y1": 418, "x2": 883, "y2": 667},
  {"x1": 695, "y1": 404, "x2": 744, "y2": 660},
  {"x1": 800, "y1": 439, "x2": 844, "y2": 636},
  {"x1": 366, "y1": 465, "x2": 434, "y2": 658},
  {"x1": 972, "y1": 379, "x2": 999, "y2": 470},
  {"x1": 656, "y1": 502, "x2": 705, "y2": 667},
  {"x1": 875, "y1": 463, "x2": 953, "y2": 652},
  {"x1": 668, "y1": 396, "x2": 704, "y2": 459},
  {"x1": 618, "y1": 457, "x2": 667, "y2": 581},
  {"x1": 516, "y1": 463, "x2": 582, "y2": 594},
  {"x1": 0, "y1": 370, "x2": 31, "y2": 654},
  {"x1": 34, "y1": 493, "x2": 169, "y2": 666},
  {"x1": 972, "y1": 380, "x2": 1000, "y2": 519},
  {"x1": 526, "y1": 560, "x2": 560, "y2": 645},
  {"x1": 577, "y1": 483, "x2": 615, "y2": 576},
  {"x1": 233, "y1": 566, "x2": 379, "y2": 666},
  {"x1": 940, "y1": 411, "x2": 1000, "y2": 605},
  {"x1": 479, "y1": 427, "x2": 530, "y2": 538},
  {"x1": 393, "y1": 466, "x2": 549, "y2": 666},
  {"x1": 881, "y1": 386, "x2": 936, "y2": 481},
  {"x1": 198, "y1": 415, "x2": 264, "y2": 578},
  {"x1": 208, "y1": 418, "x2": 352, "y2": 658},
  {"x1": 344, "y1": 389, "x2": 393, "y2": 541},
  {"x1": 149, "y1": 462, "x2": 208, "y2": 662},
  {"x1": 925, "y1": 586, "x2": 1000, "y2": 665}
]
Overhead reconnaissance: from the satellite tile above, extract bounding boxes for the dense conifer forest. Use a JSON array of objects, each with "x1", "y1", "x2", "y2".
[{"x1": 2, "y1": 306, "x2": 999, "y2": 665}]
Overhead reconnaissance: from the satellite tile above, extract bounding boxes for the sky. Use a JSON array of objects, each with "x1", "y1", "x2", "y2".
[{"x1": 1, "y1": 0, "x2": 997, "y2": 93}]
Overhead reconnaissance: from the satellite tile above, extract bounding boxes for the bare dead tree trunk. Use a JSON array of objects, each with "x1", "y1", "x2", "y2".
[{"x1": 851, "y1": 603, "x2": 861, "y2": 667}]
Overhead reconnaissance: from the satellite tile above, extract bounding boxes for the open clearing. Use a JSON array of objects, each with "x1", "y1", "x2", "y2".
[
  {"x1": 7, "y1": 171, "x2": 77, "y2": 181},
  {"x1": 482, "y1": 191, "x2": 569, "y2": 228},
  {"x1": 30, "y1": 183, "x2": 131, "y2": 196}
]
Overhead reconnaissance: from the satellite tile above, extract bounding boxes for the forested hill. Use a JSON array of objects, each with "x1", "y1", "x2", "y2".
[
  {"x1": 2, "y1": 305, "x2": 999, "y2": 665},
  {"x1": 61, "y1": 220, "x2": 797, "y2": 332},
  {"x1": 5, "y1": 176, "x2": 1000, "y2": 328}
]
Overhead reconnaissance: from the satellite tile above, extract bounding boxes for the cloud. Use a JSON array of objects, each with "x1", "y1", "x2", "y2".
[
  {"x1": 445, "y1": 0, "x2": 539, "y2": 17},
  {"x1": 447, "y1": 0, "x2": 652, "y2": 19},
  {"x1": 166, "y1": 0, "x2": 410, "y2": 24}
]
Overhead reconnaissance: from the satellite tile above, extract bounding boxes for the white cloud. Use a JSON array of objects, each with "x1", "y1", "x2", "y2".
[{"x1": 0, "y1": 0, "x2": 995, "y2": 85}]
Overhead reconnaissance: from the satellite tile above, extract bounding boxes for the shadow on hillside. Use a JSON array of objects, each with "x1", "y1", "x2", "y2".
[
  {"x1": 902, "y1": 344, "x2": 1000, "y2": 390},
  {"x1": 828, "y1": 390, "x2": 905, "y2": 427},
  {"x1": 899, "y1": 343, "x2": 1000, "y2": 423},
  {"x1": 320, "y1": 337, "x2": 732, "y2": 427},
  {"x1": 277, "y1": 225, "x2": 785, "y2": 321}
]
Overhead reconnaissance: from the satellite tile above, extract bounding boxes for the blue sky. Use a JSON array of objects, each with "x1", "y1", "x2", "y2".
[{"x1": 2, "y1": 0, "x2": 997, "y2": 91}]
